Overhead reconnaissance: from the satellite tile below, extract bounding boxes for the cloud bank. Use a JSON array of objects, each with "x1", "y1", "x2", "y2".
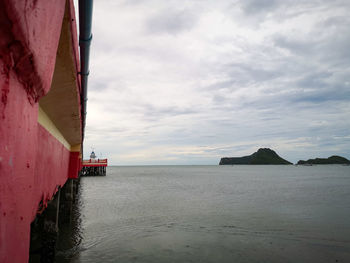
[{"x1": 84, "y1": 0, "x2": 350, "y2": 165}]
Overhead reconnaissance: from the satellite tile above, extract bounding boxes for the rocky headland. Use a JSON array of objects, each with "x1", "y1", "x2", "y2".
[
  {"x1": 297, "y1": 156, "x2": 350, "y2": 165},
  {"x1": 219, "y1": 148, "x2": 292, "y2": 165}
]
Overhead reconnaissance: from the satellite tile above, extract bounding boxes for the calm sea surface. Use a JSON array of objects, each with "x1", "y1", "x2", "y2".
[{"x1": 56, "y1": 165, "x2": 350, "y2": 263}]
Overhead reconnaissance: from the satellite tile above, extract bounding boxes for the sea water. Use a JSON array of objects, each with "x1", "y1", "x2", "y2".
[{"x1": 56, "y1": 165, "x2": 350, "y2": 262}]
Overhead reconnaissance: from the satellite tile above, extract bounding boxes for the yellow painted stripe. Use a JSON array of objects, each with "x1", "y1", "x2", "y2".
[
  {"x1": 71, "y1": 144, "x2": 81, "y2": 152},
  {"x1": 38, "y1": 106, "x2": 71, "y2": 150}
]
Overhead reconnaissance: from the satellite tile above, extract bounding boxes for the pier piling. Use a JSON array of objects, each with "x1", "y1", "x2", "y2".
[
  {"x1": 29, "y1": 189, "x2": 60, "y2": 262},
  {"x1": 29, "y1": 178, "x2": 81, "y2": 262}
]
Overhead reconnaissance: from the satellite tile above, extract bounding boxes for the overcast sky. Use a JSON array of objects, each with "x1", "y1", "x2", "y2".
[{"x1": 83, "y1": 0, "x2": 350, "y2": 165}]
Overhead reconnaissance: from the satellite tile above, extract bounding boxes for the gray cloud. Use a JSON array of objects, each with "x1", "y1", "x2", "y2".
[
  {"x1": 241, "y1": 0, "x2": 279, "y2": 14},
  {"x1": 146, "y1": 9, "x2": 198, "y2": 35}
]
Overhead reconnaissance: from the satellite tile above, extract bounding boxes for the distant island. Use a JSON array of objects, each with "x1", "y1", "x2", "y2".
[
  {"x1": 297, "y1": 156, "x2": 350, "y2": 165},
  {"x1": 219, "y1": 148, "x2": 292, "y2": 165}
]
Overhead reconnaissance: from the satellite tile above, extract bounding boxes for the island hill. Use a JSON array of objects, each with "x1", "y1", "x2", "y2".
[
  {"x1": 297, "y1": 156, "x2": 350, "y2": 165},
  {"x1": 219, "y1": 148, "x2": 292, "y2": 165}
]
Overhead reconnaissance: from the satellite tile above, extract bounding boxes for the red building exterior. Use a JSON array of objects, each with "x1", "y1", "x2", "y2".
[{"x1": 0, "y1": 0, "x2": 86, "y2": 261}]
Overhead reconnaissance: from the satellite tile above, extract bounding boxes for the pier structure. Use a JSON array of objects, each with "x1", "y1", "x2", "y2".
[
  {"x1": 81, "y1": 151, "x2": 108, "y2": 176},
  {"x1": 0, "y1": 0, "x2": 93, "y2": 262}
]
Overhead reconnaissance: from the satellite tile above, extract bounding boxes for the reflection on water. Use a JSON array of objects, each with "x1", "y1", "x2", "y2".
[{"x1": 56, "y1": 165, "x2": 350, "y2": 263}]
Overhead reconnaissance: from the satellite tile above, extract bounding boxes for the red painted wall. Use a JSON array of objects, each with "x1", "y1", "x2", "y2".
[
  {"x1": 0, "y1": 0, "x2": 67, "y2": 102},
  {"x1": 68, "y1": 151, "x2": 80, "y2": 179},
  {"x1": 0, "y1": 57, "x2": 40, "y2": 263},
  {"x1": 32, "y1": 126, "x2": 71, "y2": 219},
  {"x1": 0, "y1": 1, "x2": 81, "y2": 262}
]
